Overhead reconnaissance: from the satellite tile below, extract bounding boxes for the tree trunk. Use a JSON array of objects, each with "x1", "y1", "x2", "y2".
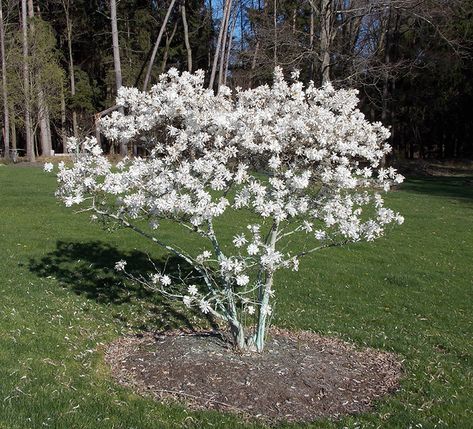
[
  {"x1": 142, "y1": 0, "x2": 177, "y2": 90},
  {"x1": 217, "y1": 0, "x2": 233, "y2": 88},
  {"x1": 63, "y1": 0, "x2": 77, "y2": 138},
  {"x1": 110, "y1": 0, "x2": 122, "y2": 91},
  {"x1": 11, "y1": 113, "x2": 16, "y2": 151},
  {"x1": 39, "y1": 106, "x2": 51, "y2": 155},
  {"x1": 223, "y1": 4, "x2": 238, "y2": 86},
  {"x1": 273, "y1": 0, "x2": 277, "y2": 66},
  {"x1": 229, "y1": 318, "x2": 246, "y2": 350},
  {"x1": 320, "y1": 0, "x2": 332, "y2": 84},
  {"x1": 250, "y1": 40, "x2": 259, "y2": 86},
  {"x1": 22, "y1": 0, "x2": 34, "y2": 161},
  {"x1": 254, "y1": 221, "x2": 279, "y2": 352},
  {"x1": 28, "y1": 0, "x2": 52, "y2": 157},
  {"x1": 60, "y1": 85, "x2": 67, "y2": 151},
  {"x1": 309, "y1": 5, "x2": 314, "y2": 80},
  {"x1": 160, "y1": 21, "x2": 178, "y2": 73},
  {"x1": 0, "y1": 0, "x2": 9, "y2": 160},
  {"x1": 380, "y1": 7, "x2": 392, "y2": 168},
  {"x1": 181, "y1": 3, "x2": 192, "y2": 72},
  {"x1": 110, "y1": 0, "x2": 127, "y2": 156},
  {"x1": 292, "y1": 7, "x2": 296, "y2": 33},
  {"x1": 209, "y1": 0, "x2": 231, "y2": 90}
]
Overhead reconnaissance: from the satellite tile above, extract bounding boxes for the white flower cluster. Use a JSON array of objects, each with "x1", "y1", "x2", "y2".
[{"x1": 54, "y1": 68, "x2": 404, "y2": 348}]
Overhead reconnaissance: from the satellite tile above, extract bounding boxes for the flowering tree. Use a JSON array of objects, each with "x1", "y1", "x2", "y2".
[{"x1": 50, "y1": 68, "x2": 404, "y2": 352}]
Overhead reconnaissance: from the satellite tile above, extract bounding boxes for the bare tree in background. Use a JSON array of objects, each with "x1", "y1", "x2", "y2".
[
  {"x1": 61, "y1": 0, "x2": 77, "y2": 138},
  {"x1": 110, "y1": 0, "x2": 127, "y2": 156},
  {"x1": 209, "y1": 0, "x2": 231, "y2": 89},
  {"x1": 0, "y1": 0, "x2": 9, "y2": 159},
  {"x1": 143, "y1": 0, "x2": 177, "y2": 90},
  {"x1": 28, "y1": 0, "x2": 53, "y2": 157},
  {"x1": 22, "y1": 0, "x2": 34, "y2": 161},
  {"x1": 181, "y1": 1, "x2": 193, "y2": 72},
  {"x1": 160, "y1": 20, "x2": 178, "y2": 73},
  {"x1": 319, "y1": 0, "x2": 333, "y2": 83}
]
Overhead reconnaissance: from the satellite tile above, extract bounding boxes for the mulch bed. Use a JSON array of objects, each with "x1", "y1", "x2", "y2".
[{"x1": 105, "y1": 329, "x2": 402, "y2": 424}]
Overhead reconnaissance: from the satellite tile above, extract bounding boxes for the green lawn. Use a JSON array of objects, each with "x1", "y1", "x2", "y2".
[{"x1": 0, "y1": 166, "x2": 472, "y2": 428}]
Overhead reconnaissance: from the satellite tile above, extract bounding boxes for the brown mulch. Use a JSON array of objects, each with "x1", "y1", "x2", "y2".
[{"x1": 105, "y1": 329, "x2": 402, "y2": 424}]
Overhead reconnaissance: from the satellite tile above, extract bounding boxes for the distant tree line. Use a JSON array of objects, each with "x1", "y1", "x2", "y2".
[{"x1": 1, "y1": 0, "x2": 472, "y2": 161}]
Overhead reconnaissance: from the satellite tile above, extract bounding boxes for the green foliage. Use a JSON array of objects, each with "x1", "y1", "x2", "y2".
[
  {"x1": 5, "y1": 16, "x2": 64, "y2": 127},
  {"x1": 69, "y1": 68, "x2": 100, "y2": 113},
  {"x1": 0, "y1": 166, "x2": 472, "y2": 428}
]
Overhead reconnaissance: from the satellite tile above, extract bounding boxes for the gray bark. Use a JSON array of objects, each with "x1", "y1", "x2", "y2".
[
  {"x1": 60, "y1": 85, "x2": 67, "y2": 149},
  {"x1": 181, "y1": 3, "x2": 192, "y2": 72},
  {"x1": 22, "y1": 0, "x2": 34, "y2": 161},
  {"x1": 320, "y1": 0, "x2": 332, "y2": 84},
  {"x1": 209, "y1": 0, "x2": 231, "y2": 90},
  {"x1": 273, "y1": 0, "x2": 277, "y2": 66},
  {"x1": 62, "y1": 0, "x2": 78, "y2": 138},
  {"x1": 217, "y1": 0, "x2": 233, "y2": 88},
  {"x1": 254, "y1": 221, "x2": 278, "y2": 352},
  {"x1": 28, "y1": 0, "x2": 52, "y2": 156},
  {"x1": 142, "y1": 0, "x2": 177, "y2": 90},
  {"x1": 110, "y1": 0, "x2": 122, "y2": 90},
  {"x1": 309, "y1": 4, "x2": 314, "y2": 79},
  {"x1": 223, "y1": 3, "x2": 238, "y2": 86},
  {"x1": 110, "y1": 0, "x2": 127, "y2": 156},
  {"x1": 160, "y1": 21, "x2": 178, "y2": 73},
  {"x1": 380, "y1": 7, "x2": 393, "y2": 168},
  {"x1": 0, "y1": 0, "x2": 9, "y2": 159},
  {"x1": 11, "y1": 111, "x2": 16, "y2": 151},
  {"x1": 250, "y1": 40, "x2": 259, "y2": 86}
]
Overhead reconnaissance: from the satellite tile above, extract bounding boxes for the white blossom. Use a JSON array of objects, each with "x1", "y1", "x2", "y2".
[
  {"x1": 196, "y1": 250, "x2": 212, "y2": 263},
  {"x1": 161, "y1": 275, "x2": 172, "y2": 286},
  {"x1": 236, "y1": 274, "x2": 250, "y2": 286},
  {"x1": 43, "y1": 162, "x2": 54, "y2": 172},
  {"x1": 247, "y1": 243, "x2": 259, "y2": 256},
  {"x1": 183, "y1": 296, "x2": 192, "y2": 308},
  {"x1": 199, "y1": 300, "x2": 211, "y2": 314},
  {"x1": 233, "y1": 234, "x2": 247, "y2": 248},
  {"x1": 53, "y1": 67, "x2": 404, "y2": 352},
  {"x1": 188, "y1": 284, "x2": 198, "y2": 296},
  {"x1": 302, "y1": 221, "x2": 313, "y2": 233},
  {"x1": 114, "y1": 260, "x2": 127, "y2": 271}
]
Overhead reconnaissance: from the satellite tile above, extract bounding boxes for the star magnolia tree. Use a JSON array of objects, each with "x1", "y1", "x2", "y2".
[{"x1": 53, "y1": 68, "x2": 404, "y2": 352}]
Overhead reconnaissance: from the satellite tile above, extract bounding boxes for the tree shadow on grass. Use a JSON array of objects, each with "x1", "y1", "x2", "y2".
[
  {"x1": 28, "y1": 240, "x2": 217, "y2": 332},
  {"x1": 401, "y1": 177, "x2": 473, "y2": 201}
]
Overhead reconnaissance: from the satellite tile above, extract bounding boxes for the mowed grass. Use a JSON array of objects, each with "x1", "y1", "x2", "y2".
[{"x1": 0, "y1": 165, "x2": 472, "y2": 429}]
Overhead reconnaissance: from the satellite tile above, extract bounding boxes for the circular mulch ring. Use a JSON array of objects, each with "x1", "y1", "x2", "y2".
[{"x1": 105, "y1": 329, "x2": 402, "y2": 424}]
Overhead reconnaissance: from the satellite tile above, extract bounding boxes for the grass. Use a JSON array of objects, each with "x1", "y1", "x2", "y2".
[{"x1": 0, "y1": 165, "x2": 472, "y2": 428}]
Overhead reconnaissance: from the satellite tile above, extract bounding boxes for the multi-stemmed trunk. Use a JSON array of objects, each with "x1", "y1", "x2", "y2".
[{"x1": 225, "y1": 221, "x2": 279, "y2": 353}]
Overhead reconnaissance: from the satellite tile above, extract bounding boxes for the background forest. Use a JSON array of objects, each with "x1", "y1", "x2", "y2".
[{"x1": 1, "y1": 0, "x2": 472, "y2": 162}]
